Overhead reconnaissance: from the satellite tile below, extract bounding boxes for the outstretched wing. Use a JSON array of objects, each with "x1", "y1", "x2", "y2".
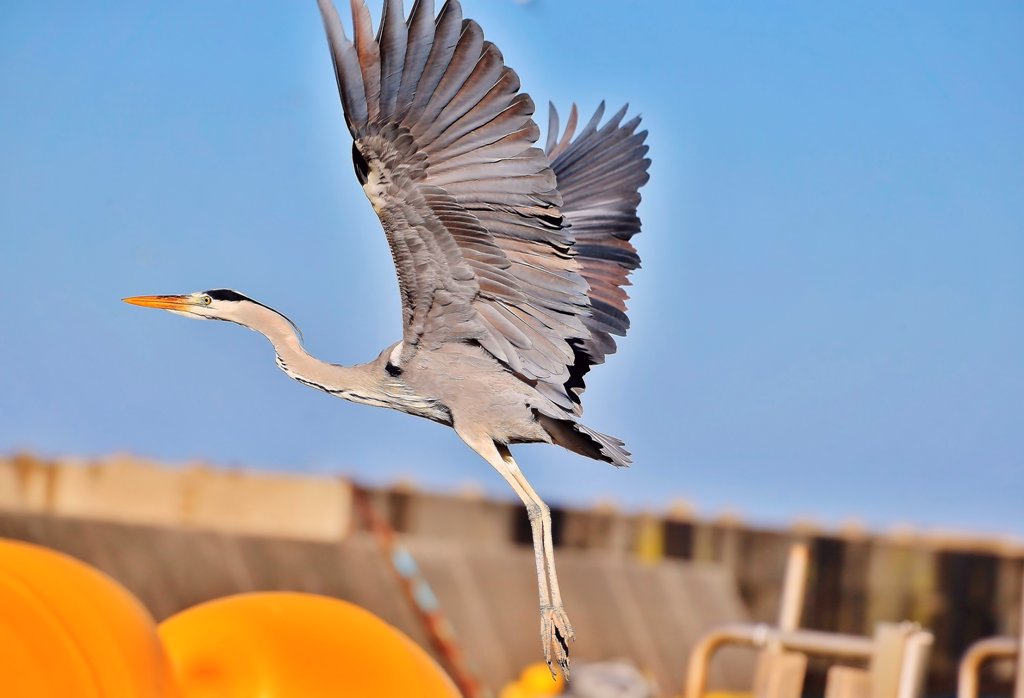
[
  {"x1": 318, "y1": 0, "x2": 591, "y2": 412},
  {"x1": 547, "y1": 102, "x2": 650, "y2": 403}
]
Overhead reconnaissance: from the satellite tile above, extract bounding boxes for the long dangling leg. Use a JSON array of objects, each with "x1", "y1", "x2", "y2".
[
  {"x1": 457, "y1": 429, "x2": 573, "y2": 677},
  {"x1": 497, "y1": 442, "x2": 577, "y2": 659}
]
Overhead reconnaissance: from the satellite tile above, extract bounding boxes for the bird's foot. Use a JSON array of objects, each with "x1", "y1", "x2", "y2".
[{"x1": 540, "y1": 604, "x2": 575, "y2": 680}]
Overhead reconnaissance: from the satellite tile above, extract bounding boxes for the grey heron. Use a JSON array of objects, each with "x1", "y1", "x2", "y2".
[{"x1": 124, "y1": 0, "x2": 650, "y2": 677}]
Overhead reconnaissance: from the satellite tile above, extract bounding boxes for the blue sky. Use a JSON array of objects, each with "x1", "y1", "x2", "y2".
[{"x1": 1, "y1": 1, "x2": 1021, "y2": 535}]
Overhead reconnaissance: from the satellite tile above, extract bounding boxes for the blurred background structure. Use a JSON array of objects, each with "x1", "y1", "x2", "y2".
[{"x1": 2, "y1": 453, "x2": 1020, "y2": 695}]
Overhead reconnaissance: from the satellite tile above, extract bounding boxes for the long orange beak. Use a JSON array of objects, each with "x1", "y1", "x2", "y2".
[{"x1": 122, "y1": 294, "x2": 193, "y2": 310}]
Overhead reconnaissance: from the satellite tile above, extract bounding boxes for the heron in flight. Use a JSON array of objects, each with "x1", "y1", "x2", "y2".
[{"x1": 125, "y1": 0, "x2": 649, "y2": 676}]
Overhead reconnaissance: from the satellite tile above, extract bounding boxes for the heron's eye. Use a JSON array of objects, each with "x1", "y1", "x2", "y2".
[{"x1": 201, "y1": 295, "x2": 212, "y2": 306}]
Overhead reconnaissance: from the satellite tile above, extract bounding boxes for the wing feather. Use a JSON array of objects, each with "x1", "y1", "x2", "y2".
[
  {"x1": 376, "y1": 0, "x2": 406, "y2": 121},
  {"x1": 319, "y1": 0, "x2": 650, "y2": 417},
  {"x1": 349, "y1": 0, "x2": 381, "y2": 123},
  {"x1": 546, "y1": 102, "x2": 651, "y2": 403},
  {"x1": 423, "y1": 51, "x2": 505, "y2": 147},
  {"x1": 411, "y1": 21, "x2": 484, "y2": 135},
  {"x1": 318, "y1": 1, "x2": 367, "y2": 130},
  {"x1": 396, "y1": 0, "x2": 434, "y2": 120},
  {"x1": 410, "y1": 1, "x2": 463, "y2": 114}
]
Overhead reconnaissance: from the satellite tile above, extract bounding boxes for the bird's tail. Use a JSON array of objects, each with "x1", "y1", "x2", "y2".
[{"x1": 535, "y1": 412, "x2": 632, "y2": 467}]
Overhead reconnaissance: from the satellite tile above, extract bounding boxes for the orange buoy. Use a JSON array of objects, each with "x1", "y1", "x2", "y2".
[
  {"x1": 0, "y1": 538, "x2": 179, "y2": 698},
  {"x1": 158, "y1": 592, "x2": 459, "y2": 698}
]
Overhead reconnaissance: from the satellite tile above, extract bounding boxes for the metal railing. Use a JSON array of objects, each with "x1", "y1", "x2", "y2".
[
  {"x1": 683, "y1": 542, "x2": 934, "y2": 698},
  {"x1": 683, "y1": 622, "x2": 933, "y2": 698},
  {"x1": 957, "y1": 636, "x2": 1018, "y2": 698},
  {"x1": 957, "y1": 568, "x2": 1023, "y2": 698}
]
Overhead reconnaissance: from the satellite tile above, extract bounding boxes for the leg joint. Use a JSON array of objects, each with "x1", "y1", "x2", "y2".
[{"x1": 526, "y1": 500, "x2": 549, "y2": 524}]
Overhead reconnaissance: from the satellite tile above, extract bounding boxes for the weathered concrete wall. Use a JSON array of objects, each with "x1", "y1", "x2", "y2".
[{"x1": 0, "y1": 454, "x2": 352, "y2": 540}]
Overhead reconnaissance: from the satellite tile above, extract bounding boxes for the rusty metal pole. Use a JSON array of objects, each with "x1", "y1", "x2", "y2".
[{"x1": 352, "y1": 484, "x2": 485, "y2": 698}]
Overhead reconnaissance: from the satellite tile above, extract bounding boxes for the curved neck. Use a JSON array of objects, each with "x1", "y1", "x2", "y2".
[
  {"x1": 232, "y1": 301, "x2": 450, "y2": 423},
  {"x1": 233, "y1": 302, "x2": 366, "y2": 393}
]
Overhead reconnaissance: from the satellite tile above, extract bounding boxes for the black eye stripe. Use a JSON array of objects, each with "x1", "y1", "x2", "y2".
[
  {"x1": 205, "y1": 289, "x2": 250, "y2": 302},
  {"x1": 200, "y1": 288, "x2": 303, "y2": 341}
]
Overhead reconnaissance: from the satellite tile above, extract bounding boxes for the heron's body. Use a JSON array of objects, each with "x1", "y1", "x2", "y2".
[
  {"x1": 125, "y1": 0, "x2": 650, "y2": 677},
  {"x1": 273, "y1": 325, "x2": 541, "y2": 437},
  {"x1": 268, "y1": 305, "x2": 610, "y2": 456}
]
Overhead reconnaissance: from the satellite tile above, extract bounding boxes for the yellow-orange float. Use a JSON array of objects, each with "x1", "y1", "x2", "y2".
[
  {"x1": 159, "y1": 591, "x2": 459, "y2": 698},
  {"x1": 0, "y1": 538, "x2": 179, "y2": 698},
  {"x1": 498, "y1": 660, "x2": 565, "y2": 698}
]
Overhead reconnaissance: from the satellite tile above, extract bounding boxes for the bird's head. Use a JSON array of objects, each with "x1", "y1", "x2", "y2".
[{"x1": 123, "y1": 289, "x2": 301, "y2": 337}]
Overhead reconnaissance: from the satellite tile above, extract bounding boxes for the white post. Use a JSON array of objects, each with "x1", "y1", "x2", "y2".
[
  {"x1": 779, "y1": 542, "x2": 810, "y2": 632},
  {"x1": 895, "y1": 629, "x2": 932, "y2": 698}
]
